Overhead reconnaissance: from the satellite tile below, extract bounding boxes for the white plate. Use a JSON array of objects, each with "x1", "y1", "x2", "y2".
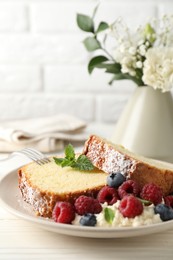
[{"x1": 1, "y1": 169, "x2": 173, "y2": 238}]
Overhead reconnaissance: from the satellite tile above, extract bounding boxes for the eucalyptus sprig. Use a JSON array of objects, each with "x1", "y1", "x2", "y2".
[
  {"x1": 53, "y1": 144, "x2": 94, "y2": 171},
  {"x1": 77, "y1": 7, "x2": 123, "y2": 85}
]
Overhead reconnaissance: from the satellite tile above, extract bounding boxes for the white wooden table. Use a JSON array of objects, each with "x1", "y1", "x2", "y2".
[{"x1": 0, "y1": 124, "x2": 173, "y2": 260}]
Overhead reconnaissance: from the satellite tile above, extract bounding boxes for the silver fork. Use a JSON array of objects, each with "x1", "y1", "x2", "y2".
[{"x1": 1, "y1": 148, "x2": 51, "y2": 165}]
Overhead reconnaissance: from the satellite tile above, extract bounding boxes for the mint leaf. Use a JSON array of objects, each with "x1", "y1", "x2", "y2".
[
  {"x1": 73, "y1": 155, "x2": 94, "y2": 171},
  {"x1": 53, "y1": 157, "x2": 74, "y2": 168},
  {"x1": 61, "y1": 158, "x2": 75, "y2": 167},
  {"x1": 65, "y1": 144, "x2": 75, "y2": 161},
  {"x1": 53, "y1": 157, "x2": 64, "y2": 165},
  {"x1": 83, "y1": 37, "x2": 101, "y2": 52},
  {"x1": 76, "y1": 14, "x2": 94, "y2": 33},
  {"x1": 53, "y1": 144, "x2": 94, "y2": 171},
  {"x1": 104, "y1": 208, "x2": 115, "y2": 224}
]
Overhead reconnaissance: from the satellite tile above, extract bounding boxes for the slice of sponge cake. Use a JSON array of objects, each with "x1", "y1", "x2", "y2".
[
  {"x1": 83, "y1": 135, "x2": 173, "y2": 195},
  {"x1": 18, "y1": 157, "x2": 107, "y2": 217}
]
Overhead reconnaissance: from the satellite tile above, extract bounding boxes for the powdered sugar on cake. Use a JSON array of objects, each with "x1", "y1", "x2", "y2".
[
  {"x1": 19, "y1": 173, "x2": 53, "y2": 216},
  {"x1": 85, "y1": 137, "x2": 136, "y2": 177},
  {"x1": 101, "y1": 145, "x2": 136, "y2": 176}
]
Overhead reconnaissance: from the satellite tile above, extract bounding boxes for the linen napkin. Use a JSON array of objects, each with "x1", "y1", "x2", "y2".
[{"x1": 0, "y1": 114, "x2": 87, "y2": 152}]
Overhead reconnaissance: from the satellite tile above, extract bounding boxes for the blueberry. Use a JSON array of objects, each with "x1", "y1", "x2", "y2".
[
  {"x1": 107, "y1": 172, "x2": 126, "y2": 188},
  {"x1": 154, "y1": 204, "x2": 173, "y2": 221},
  {"x1": 79, "y1": 213, "x2": 97, "y2": 226}
]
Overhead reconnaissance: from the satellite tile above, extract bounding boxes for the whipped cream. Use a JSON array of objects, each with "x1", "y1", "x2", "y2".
[{"x1": 72, "y1": 201, "x2": 162, "y2": 227}]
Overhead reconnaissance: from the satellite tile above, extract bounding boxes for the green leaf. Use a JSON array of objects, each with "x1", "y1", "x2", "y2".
[
  {"x1": 138, "y1": 198, "x2": 151, "y2": 206},
  {"x1": 76, "y1": 14, "x2": 94, "y2": 33},
  {"x1": 53, "y1": 157, "x2": 74, "y2": 167},
  {"x1": 73, "y1": 155, "x2": 94, "y2": 171},
  {"x1": 103, "y1": 63, "x2": 121, "y2": 74},
  {"x1": 88, "y1": 61, "x2": 121, "y2": 74},
  {"x1": 104, "y1": 208, "x2": 115, "y2": 224},
  {"x1": 135, "y1": 68, "x2": 143, "y2": 80},
  {"x1": 53, "y1": 145, "x2": 94, "y2": 171},
  {"x1": 96, "y1": 22, "x2": 109, "y2": 33},
  {"x1": 53, "y1": 157, "x2": 64, "y2": 165},
  {"x1": 108, "y1": 74, "x2": 127, "y2": 85},
  {"x1": 83, "y1": 37, "x2": 101, "y2": 52},
  {"x1": 88, "y1": 55, "x2": 109, "y2": 74},
  {"x1": 123, "y1": 73, "x2": 144, "y2": 86},
  {"x1": 109, "y1": 73, "x2": 127, "y2": 84},
  {"x1": 108, "y1": 72, "x2": 144, "y2": 86},
  {"x1": 61, "y1": 158, "x2": 74, "y2": 167},
  {"x1": 65, "y1": 144, "x2": 75, "y2": 160},
  {"x1": 92, "y1": 3, "x2": 100, "y2": 19}
]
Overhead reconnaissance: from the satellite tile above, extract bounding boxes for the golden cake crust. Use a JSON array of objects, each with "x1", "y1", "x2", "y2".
[{"x1": 83, "y1": 135, "x2": 173, "y2": 195}]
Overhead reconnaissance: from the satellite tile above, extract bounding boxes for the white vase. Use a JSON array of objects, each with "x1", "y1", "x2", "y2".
[{"x1": 111, "y1": 86, "x2": 173, "y2": 163}]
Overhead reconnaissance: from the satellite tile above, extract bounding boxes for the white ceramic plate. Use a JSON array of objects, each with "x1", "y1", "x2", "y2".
[{"x1": 1, "y1": 169, "x2": 173, "y2": 238}]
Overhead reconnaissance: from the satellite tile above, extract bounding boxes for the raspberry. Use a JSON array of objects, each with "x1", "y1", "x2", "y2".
[
  {"x1": 140, "y1": 183, "x2": 163, "y2": 205},
  {"x1": 119, "y1": 195, "x2": 143, "y2": 218},
  {"x1": 74, "y1": 195, "x2": 102, "y2": 215},
  {"x1": 92, "y1": 198, "x2": 102, "y2": 214},
  {"x1": 164, "y1": 196, "x2": 173, "y2": 208},
  {"x1": 97, "y1": 186, "x2": 119, "y2": 205},
  {"x1": 52, "y1": 201, "x2": 75, "y2": 224},
  {"x1": 118, "y1": 180, "x2": 140, "y2": 199}
]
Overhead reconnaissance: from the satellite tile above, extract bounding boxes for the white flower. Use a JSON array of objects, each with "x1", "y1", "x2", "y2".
[
  {"x1": 143, "y1": 48, "x2": 173, "y2": 92},
  {"x1": 129, "y1": 47, "x2": 136, "y2": 55},
  {"x1": 138, "y1": 44, "x2": 146, "y2": 56},
  {"x1": 111, "y1": 15, "x2": 173, "y2": 89},
  {"x1": 136, "y1": 61, "x2": 143, "y2": 68},
  {"x1": 145, "y1": 41, "x2": 150, "y2": 47}
]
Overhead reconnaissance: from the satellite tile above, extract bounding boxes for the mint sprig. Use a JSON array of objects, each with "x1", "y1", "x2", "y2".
[{"x1": 53, "y1": 144, "x2": 94, "y2": 171}]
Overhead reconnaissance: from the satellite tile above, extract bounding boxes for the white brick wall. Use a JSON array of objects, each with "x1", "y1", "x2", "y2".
[
  {"x1": 0, "y1": 0, "x2": 172, "y2": 123},
  {"x1": 0, "y1": 3, "x2": 28, "y2": 32},
  {"x1": 0, "y1": 65, "x2": 41, "y2": 92}
]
